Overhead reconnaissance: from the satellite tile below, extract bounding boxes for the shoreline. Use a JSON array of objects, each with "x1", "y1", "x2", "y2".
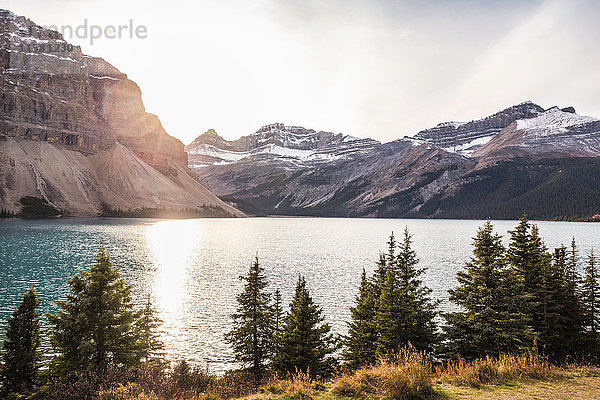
[{"x1": 1, "y1": 214, "x2": 599, "y2": 223}]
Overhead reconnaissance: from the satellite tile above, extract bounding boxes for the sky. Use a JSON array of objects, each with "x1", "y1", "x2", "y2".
[{"x1": 2, "y1": 0, "x2": 600, "y2": 144}]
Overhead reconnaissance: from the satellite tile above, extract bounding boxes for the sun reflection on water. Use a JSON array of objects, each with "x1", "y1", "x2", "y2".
[{"x1": 146, "y1": 219, "x2": 202, "y2": 357}]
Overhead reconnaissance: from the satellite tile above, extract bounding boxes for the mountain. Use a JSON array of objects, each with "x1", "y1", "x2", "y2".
[
  {"x1": 413, "y1": 101, "x2": 545, "y2": 156},
  {"x1": 473, "y1": 106, "x2": 600, "y2": 164},
  {"x1": 186, "y1": 124, "x2": 389, "y2": 214},
  {"x1": 187, "y1": 103, "x2": 600, "y2": 220},
  {"x1": 419, "y1": 107, "x2": 600, "y2": 220},
  {"x1": 187, "y1": 124, "x2": 379, "y2": 169},
  {"x1": 0, "y1": 10, "x2": 243, "y2": 217}
]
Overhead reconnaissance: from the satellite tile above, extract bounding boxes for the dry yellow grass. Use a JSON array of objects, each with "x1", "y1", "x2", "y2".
[
  {"x1": 331, "y1": 349, "x2": 439, "y2": 399},
  {"x1": 435, "y1": 353, "x2": 560, "y2": 387},
  {"x1": 260, "y1": 370, "x2": 328, "y2": 399},
  {"x1": 95, "y1": 352, "x2": 600, "y2": 400}
]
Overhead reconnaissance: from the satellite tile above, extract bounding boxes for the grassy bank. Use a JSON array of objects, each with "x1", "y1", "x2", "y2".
[{"x1": 87, "y1": 352, "x2": 600, "y2": 400}]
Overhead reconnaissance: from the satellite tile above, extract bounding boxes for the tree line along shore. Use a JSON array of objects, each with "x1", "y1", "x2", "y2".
[{"x1": 1, "y1": 217, "x2": 599, "y2": 399}]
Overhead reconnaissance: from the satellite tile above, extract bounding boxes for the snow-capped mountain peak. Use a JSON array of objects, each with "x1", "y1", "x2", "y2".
[
  {"x1": 414, "y1": 101, "x2": 545, "y2": 156},
  {"x1": 185, "y1": 125, "x2": 380, "y2": 169},
  {"x1": 474, "y1": 106, "x2": 600, "y2": 161},
  {"x1": 185, "y1": 102, "x2": 600, "y2": 219},
  {"x1": 516, "y1": 107, "x2": 598, "y2": 134}
]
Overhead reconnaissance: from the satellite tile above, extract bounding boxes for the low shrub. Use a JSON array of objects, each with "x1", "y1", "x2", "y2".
[
  {"x1": 36, "y1": 362, "x2": 258, "y2": 400},
  {"x1": 332, "y1": 349, "x2": 438, "y2": 399}
]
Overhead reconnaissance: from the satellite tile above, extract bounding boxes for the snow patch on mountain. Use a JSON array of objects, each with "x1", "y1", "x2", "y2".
[
  {"x1": 473, "y1": 106, "x2": 600, "y2": 162},
  {"x1": 415, "y1": 101, "x2": 545, "y2": 157},
  {"x1": 436, "y1": 121, "x2": 467, "y2": 129},
  {"x1": 188, "y1": 142, "x2": 367, "y2": 168},
  {"x1": 442, "y1": 135, "x2": 494, "y2": 156},
  {"x1": 516, "y1": 107, "x2": 598, "y2": 135}
]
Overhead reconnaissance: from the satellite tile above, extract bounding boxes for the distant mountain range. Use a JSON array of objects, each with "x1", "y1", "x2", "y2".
[
  {"x1": 187, "y1": 102, "x2": 600, "y2": 220},
  {"x1": 2, "y1": 9, "x2": 598, "y2": 220},
  {"x1": 0, "y1": 10, "x2": 242, "y2": 217}
]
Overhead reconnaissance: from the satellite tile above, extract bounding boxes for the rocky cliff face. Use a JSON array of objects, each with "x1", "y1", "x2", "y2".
[
  {"x1": 188, "y1": 123, "x2": 374, "y2": 152},
  {"x1": 0, "y1": 9, "x2": 243, "y2": 216},
  {"x1": 413, "y1": 101, "x2": 545, "y2": 156},
  {"x1": 186, "y1": 124, "x2": 379, "y2": 169},
  {"x1": 473, "y1": 107, "x2": 600, "y2": 164},
  {"x1": 187, "y1": 102, "x2": 600, "y2": 219}
]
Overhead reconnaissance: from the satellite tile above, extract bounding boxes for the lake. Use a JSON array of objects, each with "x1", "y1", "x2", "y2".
[{"x1": 0, "y1": 217, "x2": 598, "y2": 373}]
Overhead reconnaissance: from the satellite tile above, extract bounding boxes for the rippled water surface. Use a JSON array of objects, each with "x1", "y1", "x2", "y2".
[{"x1": 0, "y1": 217, "x2": 598, "y2": 372}]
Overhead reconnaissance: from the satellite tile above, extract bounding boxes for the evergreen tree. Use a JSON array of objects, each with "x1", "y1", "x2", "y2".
[
  {"x1": 582, "y1": 249, "x2": 600, "y2": 358},
  {"x1": 566, "y1": 238, "x2": 580, "y2": 292},
  {"x1": 372, "y1": 234, "x2": 397, "y2": 297},
  {"x1": 47, "y1": 247, "x2": 139, "y2": 375},
  {"x1": 273, "y1": 289, "x2": 283, "y2": 335},
  {"x1": 371, "y1": 253, "x2": 390, "y2": 303},
  {"x1": 540, "y1": 243, "x2": 586, "y2": 360},
  {"x1": 444, "y1": 221, "x2": 532, "y2": 359},
  {"x1": 272, "y1": 276, "x2": 336, "y2": 377},
  {"x1": 134, "y1": 297, "x2": 165, "y2": 365},
  {"x1": 0, "y1": 288, "x2": 41, "y2": 396},
  {"x1": 343, "y1": 269, "x2": 378, "y2": 368},
  {"x1": 375, "y1": 262, "x2": 405, "y2": 356},
  {"x1": 225, "y1": 257, "x2": 274, "y2": 380},
  {"x1": 376, "y1": 229, "x2": 438, "y2": 355},
  {"x1": 564, "y1": 238, "x2": 584, "y2": 354},
  {"x1": 342, "y1": 241, "x2": 391, "y2": 369},
  {"x1": 344, "y1": 231, "x2": 438, "y2": 366},
  {"x1": 396, "y1": 229, "x2": 438, "y2": 351},
  {"x1": 271, "y1": 289, "x2": 284, "y2": 368},
  {"x1": 507, "y1": 217, "x2": 550, "y2": 343},
  {"x1": 539, "y1": 246, "x2": 570, "y2": 360},
  {"x1": 583, "y1": 249, "x2": 600, "y2": 333}
]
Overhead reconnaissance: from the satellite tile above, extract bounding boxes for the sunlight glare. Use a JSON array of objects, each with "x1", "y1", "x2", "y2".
[{"x1": 146, "y1": 219, "x2": 199, "y2": 320}]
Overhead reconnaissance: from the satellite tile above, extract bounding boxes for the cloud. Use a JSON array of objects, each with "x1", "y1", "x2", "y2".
[{"x1": 448, "y1": 0, "x2": 600, "y2": 121}]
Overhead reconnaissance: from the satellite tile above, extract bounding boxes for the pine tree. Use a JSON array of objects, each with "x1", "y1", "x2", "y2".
[
  {"x1": 225, "y1": 257, "x2": 274, "y2": 380},
  {"x1": 273, "y1": 289, "x2": 283, "y2": 334},
  {"x1": 539, "y1": 246, "x2": 570, "y2": 360},
  {"x1": 564, "y1": 238, "x2": 584, "y2": 354},
  {"x1": 375, "y1": 262, "x2": 406, "y2": 356},
  {"x1": 507, "y1": 217, "x2": 550, "y2": 343},
  {"x1": 47, "y1": 247, "x2": 139, "y2": 375},
  {"x1": 134, "y1": 297, "x2": 165, "y2": 366},
  {"x1": 344, "y1": 231, "x2": 438, "y2": 366},
  {"x1": 342, "y1": 239, "x2": 393, "y2": 369},
  {"x1": 375, "y1": 229, "x2": 438, "y2": 356},
  {"x1": 372, "y1": 234, "x2": 397, "y2": 297},
  {"x1": 583, "y1": 249, "x2": 600, "y2": 333},
  {"x1": 582, "y1": 249, "x2": 600, "y2": 358},
  {"x1": 371, "y1": 253, "x2": 389, "y2": 303},
  {"x1": 343, "y1": 269, "x2": 378, "y2": 368},
  {"x1": 444, "y1": 221, "x2": 532, "y2": 359},
  {"x1": 272, "y1": 276, "x2": 336, "y2": 377},
  {"x1": 271, "y1": 289, "x2": 284, "y2": 366},
  {"x1": 0, "y1": 288, "x2": 41, "y2": 396},
  {"x1": 395, "y1": 228, "x2": 438, "y2": 352},
  {"x1": 566, "y1": 238, "x2": 580, "y2": 292}
]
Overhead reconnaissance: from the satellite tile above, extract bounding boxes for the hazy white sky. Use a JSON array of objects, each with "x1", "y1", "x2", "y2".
[{"x1": 3, "y1": 0, "x2": 600, "y2": 143}]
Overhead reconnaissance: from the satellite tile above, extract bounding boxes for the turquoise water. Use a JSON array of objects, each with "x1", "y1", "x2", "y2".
[{"x1": 0, "y1": 217, "x2": 598, "y2": 372}]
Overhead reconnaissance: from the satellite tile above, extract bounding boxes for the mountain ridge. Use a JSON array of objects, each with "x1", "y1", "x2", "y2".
[
  {"x1": 187, "y1": 102, "x2": 600, "y2": 220},
  {"x1": 186, "y1": 123, "x2": 379, "y2": 170},
  {"x1": 0, "y1": 9, "x2": 243, "y2": 217}
]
